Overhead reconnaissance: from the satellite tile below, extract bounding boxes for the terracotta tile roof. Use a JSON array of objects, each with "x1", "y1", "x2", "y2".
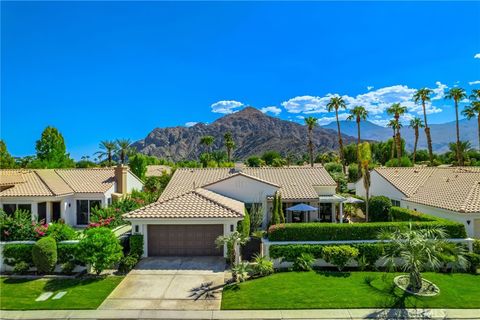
[
  {"x1": 160, "y1": 166, "x2": 335, "y2": 201},
  {"x1": 202, "y1": 172, "x2": 281, "y2": 188},
  {"x1": 0, "y1": 170, "x2": 55, "y2": 196},
  {"x1": 375, "y1": 167, "x2": 480, "y2": 213},
  {"x1": 55, "y1": 169, "x2": 116, "y2": 193},
  {"x1": 35, "y1": 170, "x2": 74, "y2": 196},
  {"x1": 146, "y1": 165, "x2": 172, "y2": 177},
  {"x1": 124, "y1": 188, "x2": 244, "y2": 219}
]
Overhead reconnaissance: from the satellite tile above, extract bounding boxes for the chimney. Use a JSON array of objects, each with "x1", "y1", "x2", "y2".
[
  {"x1": 115, "y1": 164, "x2": 128, "y2": 194},
  {"x1": 233, "y1": 162, "x2": 244, "y2": 173}
]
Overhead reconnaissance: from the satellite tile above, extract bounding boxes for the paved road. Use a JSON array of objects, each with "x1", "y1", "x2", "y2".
[{"x1": 98, "y1": 256, "x2": 226, "y2": 311}]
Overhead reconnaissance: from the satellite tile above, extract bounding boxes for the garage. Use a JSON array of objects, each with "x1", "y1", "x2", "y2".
[{"x1": 147, "y1": 224, "x2": 223, "y2": 256}]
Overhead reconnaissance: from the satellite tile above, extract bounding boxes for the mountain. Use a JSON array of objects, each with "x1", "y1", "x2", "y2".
[
  {"x1": 132, "y1": 107, "x2": 357, "y2": 161},
  {"x1": 322, "y1": 119, "x2": 478, "y2": 153}
]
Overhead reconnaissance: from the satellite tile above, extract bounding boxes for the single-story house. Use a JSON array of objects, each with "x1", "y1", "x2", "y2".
[
  {"x1": 124, "y1": 165, "x2": 347, "y2": 257},
  {"x1": 0, "y1": 165, "x2": 143, "y2": 226},
  {"x1": 355, "y1": 167, "x2": 480, "y2": 238}
]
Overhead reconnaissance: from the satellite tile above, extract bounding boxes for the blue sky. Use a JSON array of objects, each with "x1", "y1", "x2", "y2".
[{"x1": 1, "y1": 1, "x2": 480, "y2": 160}]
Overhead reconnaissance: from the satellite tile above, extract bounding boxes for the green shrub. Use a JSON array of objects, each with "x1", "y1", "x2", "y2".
[
  {"x1": 237, "y1": 211, "x2": 250, "y2": 238},
  {"x1": 250, "y1": 254, "x2": 274, "y2": 277},
  {"x1": 352, "y1": 243, "x2": 385, "y2": 269},
  {"x1": 368, "y1": 196, "x2": 392, "y2": 222},
  {"x1": 474, "y1": 239, "x2": 480, "y2": 254},
  {"x1": 324, "y1": 162, "x2": 343, "y2": 173},
  {"x1": 45, "y1": 223, "x2": 78, "y2": 241},
  {"x1": 385, "y1": 156, "x2": 413, "y2": 167},
  {"x1": 129, "y1": 234, "x2": 144, "y2": 258},
  {"x1": 61, "y1": 261, "x2": 75, "y2": 274},
  {"x1": 347, "y1": 163, "x2": 359, "y2": 182},
  {"x1": 13, "y1": 261, "x2": 30, "y2": 274},
  {"x1": 465, "y1": 252, "x2": 480, "y2": 274},
  {"x1": 293, "y1": 253, "x2": 315, "y2": 271},
  {"x1": 77, "y1": 227, "x2": 123, "y2": 275},
  {"x1": 118, "y1": 254, "x2": 139, "y2": 274},
  {"x1": 389, "y1": 207, "x2": 435, "y2": 222},
  {"x1": 270, "y1": 244, "x2": 323, "y2": 261},
  {"x1": 57, "y1": 243, "x2": 80, "y2": 264},
  {"x1": 0, "y1": 210, "x2": 36, "y2": 241},
  {"x1": 3, "y1": 243, "x2": 34, "y2": 266},
  {"x1": 32, "y1": 236, "x2": 57, "y2": 273},
  {"x1": 322, "y1": 245, "x2": 359, "y2": 271}
]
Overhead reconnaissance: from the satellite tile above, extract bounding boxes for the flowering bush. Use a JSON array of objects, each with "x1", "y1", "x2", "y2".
[
  {"x1": 0, "y1": 210, "x2": 36, "y2": 241},
  {"x1": 34, "y1": 223, "x2": 48, "y2": 238}
]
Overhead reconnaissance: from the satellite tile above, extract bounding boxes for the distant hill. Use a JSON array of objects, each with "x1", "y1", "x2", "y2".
[
  {"x1": 132, "y1": 107, "x2": 357, "y2": 161},
  {"x1": 321, "y1": 119, "x2": 478, "y2": 153}
]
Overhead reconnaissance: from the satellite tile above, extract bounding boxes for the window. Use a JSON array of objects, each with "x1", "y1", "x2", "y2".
[
  {"x1": 76, "y1": 200, "x2": 102, "y2": 225},
  {"x1": 319, "y1": 203, "x2": 332, "y2": 222},
  {"x1": 391, "y1": 199, "x2": 401, "y2": 207},
  {"x1": 38, "y1": 202, "x2": 47, "y2": 222},
  {"x1": 2, "y1": 203, "x2": 31, "y2": 215}
]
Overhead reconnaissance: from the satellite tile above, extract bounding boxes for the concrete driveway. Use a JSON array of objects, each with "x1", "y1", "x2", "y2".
[{"x1": 99, "y1": 257, "x2": 226, "y2": 310}]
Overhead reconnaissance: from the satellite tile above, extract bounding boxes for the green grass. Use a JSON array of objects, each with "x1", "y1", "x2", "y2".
[
  {"x1": 221, "y1": 271, "x2": 480, "y2": 309},
  {"x1": 0, "y1": 276, "x2": 124, "y2": 310}
]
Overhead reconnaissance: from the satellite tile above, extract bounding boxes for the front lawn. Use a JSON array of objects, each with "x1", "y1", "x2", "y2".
[
  {"x1": 221, "y1": 271, "x2": 480, "y2": 309},
  {"x1": 0, "y1": 276, "x2": 123, "y2": 310}
]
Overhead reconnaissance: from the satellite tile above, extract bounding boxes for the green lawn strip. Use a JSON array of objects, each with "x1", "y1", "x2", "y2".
[
  {"x1": 0, "y1": 276, "x2": 124, "y2": 310},
  {"x1": 221, "y1": 272, "x2": 480, "y2": 309}
]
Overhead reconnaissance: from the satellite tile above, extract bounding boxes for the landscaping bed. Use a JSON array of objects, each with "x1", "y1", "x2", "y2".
[
  {"x1": 221, "y1": 271, "x2": 480, "y2": 309},
  {"x1": 0, "y1": 276, "x2": 124, "y2": 310}
]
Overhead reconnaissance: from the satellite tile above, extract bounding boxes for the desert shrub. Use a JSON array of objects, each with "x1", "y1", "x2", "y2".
[
  {"x1": 118, "y1": 255, "x2": 139, "y2": 274},
  {"x1": 13, "y1": 261, "x2": 30, "y2": 274},
  {"x1": 129, "y1": 234, "x2": 144, "y2": 258},
  {"x1": 250, "y1": 254, "x2": 274, "y2": 277},
  {"x1": 322, "y1": 245, "x2": 359, "y2": 271},
  {"x1": 3, "y1": 243, "x2": 34, "y2": 266},
  {"x1": 32, "y1": 236, "x2": 57, "y2": 273},
  {"x1": 293, "y1": 253, "x2": 315, "y2": 271},
  {"x1": 0, "y1": 210, "x2": 36, "y2": 241},
  {"x1": 232, "y1": 262, "x2": 250, "y2": 282},
  {"x1": 61, "y1": 261, "x2": 75, "y2": 274},
  {"x1": 77, "y1": 227, "x2": 123, "y2": 275},
  {"x1": 45, "y1": 223, "x2": 78, "y2": 241},
  {"x1": 368, "y1": 196, "x2": 392, "y2": 222}
]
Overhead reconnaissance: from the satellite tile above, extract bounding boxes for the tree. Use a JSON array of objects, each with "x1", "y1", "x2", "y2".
[
  {"x1": 245, "y1": 156, "x2": 264, "y2": 167},
  {"x1": 277, "y1": 192, "x2": 285, "y2": 223},
  {"x1": 95, "y1": 140, "x2": 117, "y2": 166},
  {"x1": 326, "y1": 96, "x2": 347, "y2": 174},
  {"x1": 270, "y1": 192, "x2": 280, "y2": 226},
  {"x1": 445, "y1": 87, "x2": 467, "y2": 166},
  {"x1": 358, "y1": 142, "x2": 371, "y2": 221},
  {"x1": 347, "y1": 106, "x2": 368, "y2": 177},
  {"x1": 78, "y1": 227, "x2": 123, "y2": 275},
  {"x1": 448, "y1": 141, "x2": 472, "y2": 164},
  {"x1": 35, "y1": 126, "x2": 74, "y2": 168},
  {"x1": 387, "y1": 120, "x2": 397, "y2": 160},
  {"x1": 116, "y1": 139, "x2": 132, "y2": 165},
  {"x1": 215, "y1": 231, "x2": 248, "y2": 281},
  {"x1": 409, "y1": 117, "x2": 424, "y2": 165},
  {"x1": 380, "y1": 225, "x2": 467, "y2": 293},
  {"x1": 0, "y1": 140, "x2": 16, "y2": 169},
  {"x1": 200, "y1": 135, "x2": 215, "y2": 160},
  {"x1": 224, "y1": 132, "x2": 236, "y2": 162},
  {"x1": 304, "y1": 117, "x2": 318, "y2": 167},
  {"x1": 261, "y1": 151, "x2": 282, "y2": 166},
  {"x1": 386, "y1": 103, "x2": 407, "y2": 165},
  {"x1": 462, "y1": 101, "x2": 480, "y2": 152},
  {"x1": 129, "y1": 153, "x2": 148, "y2": 180},
  {"x1": 413, "y1": 88, "x2": 435, "y2": 165}
]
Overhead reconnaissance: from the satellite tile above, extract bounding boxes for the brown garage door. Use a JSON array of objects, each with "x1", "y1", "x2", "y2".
[{"x1": 147, "y1": 224, "x2": 223, "y2": 256}]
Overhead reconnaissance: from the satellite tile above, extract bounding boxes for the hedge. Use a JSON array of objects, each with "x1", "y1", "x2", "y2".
[
  {"x1": 268, "y1": 207, "x2": 466, "y2": 241},
  {"x1": 3, "y1": 243, "x2": 34, "y2": 266},
  {"x1": 57, "y1": 243, "x2": 81, "y2": 264}
]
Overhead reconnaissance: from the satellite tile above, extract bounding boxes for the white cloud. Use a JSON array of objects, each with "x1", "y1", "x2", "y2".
[
  {"x1": 461, "y1": 98, "x2": 470, "y2": 104},
  {"x1": 317, "y1": 113, "x2": 349, "y2": 126},
  {"x1": 469, "y1": 80, "x2": 480, "y2": 85},
  {"x1": 431, "y1": 81, "x2": 448, "y2": 100},
  {"x1": 281, "y1": 95, "x2": 334, "y2": 114},
  {"x1": 211, "y1": 100, "x2": 243, "y2": 114},
  {"x1": 185, "y1": 122, "x2": 198, "y2": 127},
  {"x1": 296, "y1": 115, "x2": 305, "y2": 120},
  {"x1": 474, "y1": 53, "x2": 480, "y2": 59},
  {"x1": 260, "y1": 106, "x2": 282, "y2": 115},
  {"x1": 371, "y1": 119, "x2": 390, "y2": 127},
  {"x1": 367, "y1": 86, "x2": 374, "y2": 91}
]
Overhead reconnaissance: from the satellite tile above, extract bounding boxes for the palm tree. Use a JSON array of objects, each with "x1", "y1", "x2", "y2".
[
  {"x1": 304, "y1": 117, "x2": 318, "y2": 167},
  {"x1": 358, "y1": 142, "x2": 371, "y2": 222},
  {"x1": 200, "y1": 135, "x2": 215, "y2": 160},
  {"x1": 445, "y1": 87, "x2": 467, "y2": 166},
  {"x1": 215, "y1": 231, "x2": 248, "y2": 282},
  {"x1": 326, "y1": 96, "x2": 347, "y2": 174},
  {"x1": 347, "y1": 106, "x2": 368, "y2": 176},
  {"x1": 413, "y1": 88, "x2": 434, "y2": 165},
  {"x1": 387, "y1": 119, "x2": 397, "y2": 160},
  {"x1": 386, "y1": 103, "x2": 407, "y2": 165},
  {"x1": 223, "y1": 132, "x2": 236, "y2": 162},
  {"x1": 463, "y1": 90, "x2": 480, "y2": 151},
  {"x1": 116, "y1": 139, "x2": 131, "y2": 164},
  {"x1": 408, "y1": 117, "x2": 424, "y2": 165},
  {"x1": 95, "y1": 140, "x2": 117, "y2": 166}
]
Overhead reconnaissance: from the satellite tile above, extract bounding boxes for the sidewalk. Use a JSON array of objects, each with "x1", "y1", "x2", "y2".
[{"x1": 1, "y1": 309, "x2": 479, "y2": 320}]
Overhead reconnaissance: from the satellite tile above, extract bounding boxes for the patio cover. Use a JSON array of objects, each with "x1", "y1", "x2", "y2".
[{"x1": 286, "y1": 203, "x2": 318, "y2": 211}]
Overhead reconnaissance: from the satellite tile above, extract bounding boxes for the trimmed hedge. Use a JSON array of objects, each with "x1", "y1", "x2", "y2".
[
  {"x1": 57, "y1": 243, "x2": 81, "y2": 265},
  {"x1": 368, "y1": 196, "x2": 392, "y2": 222},
  {"x1": 32, "y1": 237, "x2": 57, "y2": 273},
  {"x1": 3, "y1": 243, "x2": 34, "y2": 266},
  {"x1": 129, "y1": 234, "x2": 144, "y2": 258},
  {"x1": 268, "y1": 207, "x2": 466, "y2": 241}
]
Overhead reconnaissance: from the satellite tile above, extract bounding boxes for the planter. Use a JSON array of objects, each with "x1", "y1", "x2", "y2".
[{"x1": 394, "y1": 275, "x2": 440, "y2": 297}]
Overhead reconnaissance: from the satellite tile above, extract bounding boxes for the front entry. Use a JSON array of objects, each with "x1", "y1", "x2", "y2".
[
  {"x1": 51, "y1": 202, "x2": 61, "y2": 222},
  {"x1": 147, "y1": 224, "x2": 223, "y2": 256}
]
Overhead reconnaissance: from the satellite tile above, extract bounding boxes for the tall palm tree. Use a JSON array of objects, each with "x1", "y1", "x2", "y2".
[
  {"x1": 347, "y1": 106, "x2": 368, "y2": 176},
  {"x1": 200, "y1": 135, "x2": 215, "y2": 160},
  {"x1": 116, "y1": 139, "x2": 131, "y2": 164},
  {"x1": 304, "y1": 117, "x2": 318, "y2": 167},
  {"x1": 413, "y1": 88, "x2": 434, "y2": 166},
  {"x1": 326, "y1": 96, "x2": 347, "y2": 174},
  {"x1": 464, "y1": 89, "x2": 480, "y2": 152},
  {"x1": 223, "y1": 132, "x2": 236, "y2": 162},
  {"x1": 408, "y1": 117, "x2": 424, "y2": 165},
  {"x1": 386, "y1": 103, "x2": 407, "y2": 165},
  {"x1": 387, "y1": 120, "x2": 397, "y2": 160},
  {"x1": 95, "y1": 140, "x2": 117, "y2": 166},
  {"x1": 445, "y1": 88, "x2": 467, "y2": 166},
  {"x1": 358, "y1": 142, "x2": 371, "y2": 222}
]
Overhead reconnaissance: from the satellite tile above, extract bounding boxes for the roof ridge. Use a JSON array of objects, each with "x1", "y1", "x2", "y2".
[
  {"x1": 52, "y1": 169, "x2": 77, "y2": 193},
  {"x1": 32, "y1": 171, "x2": 56, "y2": 196}
]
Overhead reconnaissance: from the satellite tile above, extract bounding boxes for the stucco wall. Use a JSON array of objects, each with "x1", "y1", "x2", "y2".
[{"x1": 355, "y1": 171, "x2": 405, "y2": 202}]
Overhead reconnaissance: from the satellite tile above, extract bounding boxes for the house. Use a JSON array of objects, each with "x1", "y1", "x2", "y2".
[
  {"x1": 124, "y1": 165, "x2": 345, "y2": 257},
  {"x1": 355, "y1": 167, "x2": 480, "y2": 238},
  {"x1": 0, "y1": 165, "x2": 144, "y2": 226},
  {"x1": 146, "y1": 165, "x2": 172, "y2": 177}
]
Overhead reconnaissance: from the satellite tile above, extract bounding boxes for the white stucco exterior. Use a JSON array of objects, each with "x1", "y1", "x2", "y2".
[{"x1": 355, "y1": 170, "x2": 405, "y2": 203}]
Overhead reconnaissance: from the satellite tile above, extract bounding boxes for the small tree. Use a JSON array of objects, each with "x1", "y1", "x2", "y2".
[
  {"x1": 270, "y1": 192, "x2": 281, "y2": 226},
  {"x1": 35, "y1": 126, "x2": 74, "y2": 168},
  {"x1": 368, "y1": 196, "x2": 392, "y2": 222},
  {"x1": 278, "y1": 192, "x2": 285, "y2": 223},
  {"x1": 215, "y1": 231, "x2": 248, "y2": 281},
  {"x1": 0, "y1": 140, "x2": 16, "y2": 169},
  {"x1": 237, "y1": 209, "x2": 250, "y2": 238},
  {"x1": 129, "y1": 153, "x2": 148, "y2": 180},
  {"x1": 32, "y1": 236, "x2": 57, "y2": 273},
  {"x1": 78, "y1": 227, "x2": 123, "y2": 275}
]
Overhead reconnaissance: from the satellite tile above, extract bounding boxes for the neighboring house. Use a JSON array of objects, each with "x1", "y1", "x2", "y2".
[
  {"x1": 146, "y1": 165, "x2": 172, "y2": 177},
  {"x1": 124, "y1": 165, "x2": 345, "y2": 258},
  {"x1": 0, "y1": 165, "x2": 143, "y2": 226},
  {"x1": 355, "y1": 167, "x2": 480, "y2": 238}
]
